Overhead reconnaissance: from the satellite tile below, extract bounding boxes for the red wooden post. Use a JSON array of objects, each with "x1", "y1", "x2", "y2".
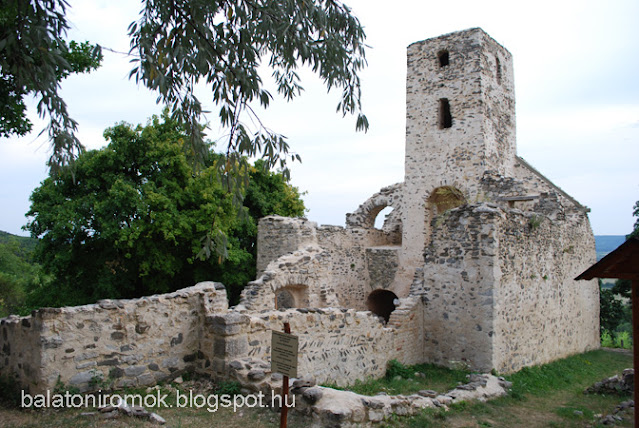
[
  {"x1": 280, "y1": 322, "x2": 291, "y2": 428},
  {"x1": 632, "y1": 281, "x2": 638, "y2": 428}
]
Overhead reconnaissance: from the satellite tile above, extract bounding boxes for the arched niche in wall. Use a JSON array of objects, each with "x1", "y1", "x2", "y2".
[
  {"x1": 275, "y1": 285, "x2": 309, "y2": 309},
  {"x1": 427, "y1": 186, "x2": 467, "y2": 215},
  {"x1": 366, "y1": 289, "x2": 399, "y2": 323}
]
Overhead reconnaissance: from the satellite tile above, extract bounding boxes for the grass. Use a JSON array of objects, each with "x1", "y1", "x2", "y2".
[
  {"x1": 0, "y1": 349, "x2": 633, "y2": 427},
  {"x1": 381, "y1": 349, "x2": 634, "y2": 427},
  {"x1": 324, "y1": 360, "x2": 470, "y2": 396}
]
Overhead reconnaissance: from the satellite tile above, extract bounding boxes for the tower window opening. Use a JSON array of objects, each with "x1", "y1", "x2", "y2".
[
  {"x1": 439, "y1": 98, "x2": 452, "y2": 129},
  {"x1": 438, "y1": 50, "x2": 449, "y2": 67},
  {"x1": 496, "y1": 57, "x2": 502, "y2": 84}
]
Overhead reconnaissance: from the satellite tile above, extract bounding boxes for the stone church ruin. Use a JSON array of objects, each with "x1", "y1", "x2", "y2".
[{"x1": 1, "y1": 28, "x2": 599, "y2": 398}]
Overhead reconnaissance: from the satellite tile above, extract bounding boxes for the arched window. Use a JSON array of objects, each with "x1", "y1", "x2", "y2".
[{"x1": 374, "y1": 206, "x2": 394, "y2": 230}]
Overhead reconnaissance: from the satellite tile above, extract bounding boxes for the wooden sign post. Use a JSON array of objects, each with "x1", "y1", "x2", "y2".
[{"x1": 271, "y1": 322, "x2": 298, "y2": 428}]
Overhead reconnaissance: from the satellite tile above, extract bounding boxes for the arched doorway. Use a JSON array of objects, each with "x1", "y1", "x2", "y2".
[{"x1": 366, "y1": 289, "x2": 399, "y2": 323}]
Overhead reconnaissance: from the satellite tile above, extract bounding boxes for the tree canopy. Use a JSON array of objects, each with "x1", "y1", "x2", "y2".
[
  {"x1": 0, "y1": 1, "x2": 102, "y2": 165},
  {"x1": 24, "y1": 112, "x2": 305, "y2": 307},
  {"x1": 3, "y1": 0, "x2": 367, "y2": 175}
]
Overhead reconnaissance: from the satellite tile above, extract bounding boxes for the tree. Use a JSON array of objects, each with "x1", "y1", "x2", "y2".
[
  {"x1": 600, "y1": 281, "x2": 627, "y2": 334},
  {"x1": 24, "y1": 112, "x2": 305, "y2": 308},
  {"x1": 7, "y1": 0, "x2": 365, "y2": 260},
  {"x1": 629, "y1": 200, "x2": 639, "y2": 239},
  {"x1": 4, "y1": 0, "x2": 367, "y2": 175},
  {"x1": 610, "y1": 199, "x2": 639, "y2": 298},
  {"x1": 0, "y1": 1, "x2": 102, "y2": 167}
]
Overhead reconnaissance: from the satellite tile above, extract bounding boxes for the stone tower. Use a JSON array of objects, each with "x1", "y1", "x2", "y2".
[{"x1": 399, "y1": 28, "x2": 518, "y2": 294}]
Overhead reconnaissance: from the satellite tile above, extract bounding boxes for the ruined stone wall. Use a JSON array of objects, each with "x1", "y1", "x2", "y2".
[
  {"x1": 316, "y1": 226, "x2": 394, "y2": 309},
  {"x1": 0, "y1": 282, "x2": 228, "y2": 394},
  {"x1": 419, "y1": 204, "x2": 501, "y2": 372},
  {"x1": 493, "y1": 209, "x2": 599, "y2": 372},
  {"x1": 247, "y1": 216, "x2": 397, "y2": 311},
  {"x1": 206, "y1": 303, "x2": 425, "y2": 387},
  {"x1": 387, "y1": 297, "x2": 425, "y2": 366},
  {"x1": 0, "y1": 314, "x2": 42, "y2": 393},
  {"x1": 256, "y1": 216, "x2": 318, "y2": 276},
  {"x1": 417, "y1": 202, "x2": 598, "y2": 373}
]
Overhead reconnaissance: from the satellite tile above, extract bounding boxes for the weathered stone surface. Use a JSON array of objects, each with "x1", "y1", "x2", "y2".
[{"x1": 247, "y1": 369, "x2": 266, "y2": 381}]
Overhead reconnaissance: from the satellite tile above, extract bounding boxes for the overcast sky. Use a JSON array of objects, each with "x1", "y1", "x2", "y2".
[{"x1": 1, "y1": 0, "x2": 638, "y2": 237}]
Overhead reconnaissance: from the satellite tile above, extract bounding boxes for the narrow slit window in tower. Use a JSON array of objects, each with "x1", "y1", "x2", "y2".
[
  {"x1": 496, "y1": 57, "x2": 502, "y2": 84},
  {"x1": 439, "y1": 98, "x2": 452, "y2": 129},
  {"x1": 438, "y1": 50, "x2": 449, "y2": 67}
]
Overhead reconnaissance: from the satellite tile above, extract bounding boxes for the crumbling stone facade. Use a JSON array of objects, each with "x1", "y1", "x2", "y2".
[
  {"x1": 0, "y1": 28, "x2": 599, "y2": 396},
  {"x1": 241, "y1": 28, "x2": 599, "y2": 373}
]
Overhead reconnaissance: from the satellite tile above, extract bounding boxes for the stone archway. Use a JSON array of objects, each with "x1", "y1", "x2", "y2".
[{"x1": 366, "y1": 289, "x2": 399, "y2": 323}]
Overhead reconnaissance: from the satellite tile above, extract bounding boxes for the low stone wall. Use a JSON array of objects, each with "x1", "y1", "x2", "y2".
[
  {"x1": 208, "y1": 307, "x2": 400, "y2": 387},
  {"x1": 0, "y1": 282, "x2": 228, "y2": 394},
  {"x1": 2, "y1": 281, "x2": 427, "y2": 395}
]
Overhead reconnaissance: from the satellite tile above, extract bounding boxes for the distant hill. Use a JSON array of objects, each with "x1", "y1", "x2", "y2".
[
  {"x1": 0, "y1": 230, "x2": 37, "y2": 256},
  {"x1": 595, "y1": 235, "x2": 626, "y2": 261}
]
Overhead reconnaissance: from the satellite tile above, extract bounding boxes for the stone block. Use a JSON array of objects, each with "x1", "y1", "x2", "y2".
[
  {"x1": 213, "y1": 336, "x2": 248, "y2": 358},
  {"x1": 209, "y1": 313, "x2": 250, "y2": 336}
]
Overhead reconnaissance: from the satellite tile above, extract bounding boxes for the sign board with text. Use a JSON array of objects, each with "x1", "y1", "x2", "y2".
[{"x1": 271, "y1": 330, "x2": 299, "y2": 378}]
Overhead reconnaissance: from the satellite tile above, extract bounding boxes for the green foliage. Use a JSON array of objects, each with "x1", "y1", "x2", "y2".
[
  {"x1": 214, "y1": 380, "x2": 242, "y2": 396},
  {"x1": 0, "y1": 374, "x2": 21, "y2": 407},
  {"x1": 52, "y1": 375, "x2": 80, "y2": 396},
  {"x1": 129, "y1": 0, "x2": 368, "y2": 173},
  {"x1": 599, "y1": 287, "x2": 627, "y2": 333},
  {"x1": 3, "y1": 0, "x2": 366, "y2": 181},
  {"x1": 4, "y1": 1, "x2": 363, "y2": 259},
  {"x1": 386, "y1": 359, "x2": 414, "y2": 380},
  {"x1": 0, "y1": 233, "x2": 45, "y2": 316},
  {"x1": 600, "y1": 330, "x2": 614, "y2": 347},
  {"x1": 528, "y1": 215, "x2": 542, "y2": 231},
  {"x1": 504, "y1": 350, "x2": 631, "y2": 401},
  {"x1": 611, "y1": 278, "x2": 631, "y2": 299},
  {"x1": 599, "y1": 278, "x2": 632, "y2": 349},
  {"x1": 23, "y1": 112, "x2": 305, "y2": 309},
  {"x1": 0, "y1": 0, "x2": 102, "y2": 167},
  {"x1": 630, "y1": 200, "x2": 639, "y2": 239}
]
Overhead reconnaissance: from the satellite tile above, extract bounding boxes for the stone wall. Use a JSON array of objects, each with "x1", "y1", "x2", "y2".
[
  {"x1": 1, "y1": 280, "x2": 427, "y2": 393},
  {"x1": 493, "y1": 206, "x2": 599, "y2": 372},
  {"x1": 0, "y1": 282, "x2": 228, "y2": 394},
  {"x1": 246, "y1": 216, "x2": 400, "y2": 311},
  {"x1": 0, "y1": 314, "x2": 42, "y2": 393},
  {"x1": 418, "y1": 202, "x2": 599, "y2": 373},
  {"x1": 420, "y1": 204, "x2": 501, "y2": 372},
  {"x1": 207, "y1": 302, "x2": 425, "y2": 387}
]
